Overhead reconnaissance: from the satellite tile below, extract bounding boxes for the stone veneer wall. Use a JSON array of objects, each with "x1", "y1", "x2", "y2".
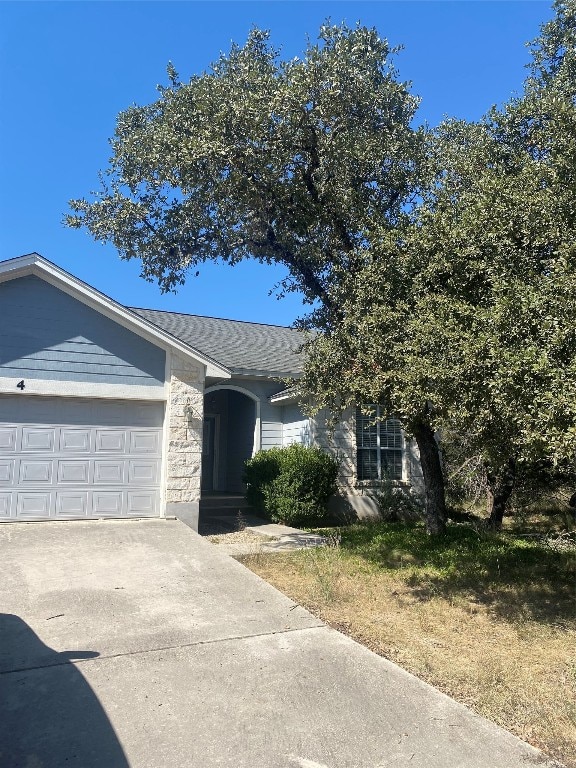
[{"x1": 165, "y1": 354, "x2": 204, "y2": 520}]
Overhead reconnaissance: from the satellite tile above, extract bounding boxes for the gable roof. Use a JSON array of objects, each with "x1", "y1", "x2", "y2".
[
  {"x1": 131, "y1": 308, "x2": 303, "y2": 378},
  {"x1": 0, "y1": 253, "x2": 230, "y2": 379},
  {"x1": 0, "y1": 253, "x2": 303, "y2": 380}
]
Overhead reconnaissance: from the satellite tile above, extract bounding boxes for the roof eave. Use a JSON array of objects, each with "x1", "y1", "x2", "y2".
[{"x1": 230, "y1": 368, "x2": 302, "y2": 379}]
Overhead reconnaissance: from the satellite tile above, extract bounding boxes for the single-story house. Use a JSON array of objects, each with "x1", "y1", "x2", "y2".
[{"x1": 0, "y1": 253, "x2": 423, "y2": 526}]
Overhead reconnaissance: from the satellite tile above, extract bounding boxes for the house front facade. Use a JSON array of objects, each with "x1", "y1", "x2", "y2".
[{"x1": 0, "y1": 253, "x2": 422, "y2": 527}]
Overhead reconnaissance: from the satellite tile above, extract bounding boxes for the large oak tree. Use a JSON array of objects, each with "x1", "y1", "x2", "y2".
[
  {"x1": 300, "y1": 0, "x2": 576, "y2": 530},
  {"x1": 67, "y1": 24, "x2": 423, "y2": 307},
  {"x1": 67, "y1": 25, "x2": 451, "y2": 533}
]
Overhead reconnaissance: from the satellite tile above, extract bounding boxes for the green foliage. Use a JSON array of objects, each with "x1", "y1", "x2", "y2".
[
  {"x1": 243, "y1": 448, "x2": 281, "y2": 511},
  {"x1": 300, "y1": 1, "x2": 576, "y2": 526},
  {"x1": 374, "y1": 478, "x2": 424, "y2": 522},
  {"x1": 67, "y1": 6, "x2": 576, "y2": 533},
  {"x1": 64, "y1": 20, "x2": 444, "y2": 531},
  {"x1": 244, "y1": 444, "x2": 340, "y2": 526},
  {"x1": 66, "y1": 24, "x2": 423, "y2": 309}
]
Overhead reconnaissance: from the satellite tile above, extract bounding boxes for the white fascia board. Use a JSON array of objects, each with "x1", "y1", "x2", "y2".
[
  {"x1": 230, "y1": 368, "x2": 302, "y2": 378},
  {"x1": 269, "y1": 388, "x2": 300, "y2": 404},
  {"x1": 0, "y1": 254, "x2": 231, "y2": 380}
]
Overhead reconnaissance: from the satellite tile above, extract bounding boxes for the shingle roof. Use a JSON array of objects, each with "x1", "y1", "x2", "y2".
[{"x1": 131, "y1": 308, "x2": 303, "y2": 377}]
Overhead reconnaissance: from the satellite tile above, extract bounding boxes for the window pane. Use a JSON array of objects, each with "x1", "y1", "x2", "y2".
[
  {"x1": 356, "y1": 406, "x2": 378, "y2": 448},
  {"x1": 380, "y1": 419, "x2": 402, "y2": 449},
  {"x1": 357, "y1": 449, "x2": 378, "y2": 480},
  {"x1": 356, "y1": 407, "x2": 403, "y2": 482},
  {"x1": 381, "y1": 450, "x2": 403, "y2": 480}
]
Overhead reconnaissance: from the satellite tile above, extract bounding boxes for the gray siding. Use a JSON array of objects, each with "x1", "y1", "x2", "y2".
[
  {"x1": 0, "y1": 276, "x2": 165, "y2": 386},
  {"x1": 261, "y1": 401, "x2": 283, "y2": 449},
  {"x1": 282, "y1": 404, "x2": 310, "y2": 446},
  {"x1": 311, "y1": 408, "x2": 356, "y2": 488}
]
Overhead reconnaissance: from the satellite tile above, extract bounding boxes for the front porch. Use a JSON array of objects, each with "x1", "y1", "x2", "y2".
[{"x1": 201, "y1": 387, "x2": 259, "y2": 494}]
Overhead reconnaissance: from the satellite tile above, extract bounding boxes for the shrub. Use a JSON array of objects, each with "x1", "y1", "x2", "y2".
[
  {"x1": 375, "y1": 477, "x2": 424, "y2": 522},
  {"x1": 244, "y1": 448, "x2": 281, "y2": 511},
  {"x1": 244, "y1": 444, "x2": 340, "y2": 526}
]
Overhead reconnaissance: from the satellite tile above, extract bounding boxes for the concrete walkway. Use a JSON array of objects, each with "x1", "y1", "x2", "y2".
[
  {"x1": 0, "y1": 519, "x2": 562, "y2": 768},
  {"x1": 200, "y1": 513, "x2": 329, "y2": 555}
]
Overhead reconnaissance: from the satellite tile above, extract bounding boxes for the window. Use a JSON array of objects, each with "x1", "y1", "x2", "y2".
[{"x1": 356, "y1": 406, "x2": 403, "y2": 481}]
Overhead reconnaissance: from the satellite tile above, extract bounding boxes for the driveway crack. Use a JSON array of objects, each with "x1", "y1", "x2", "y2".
[{"x1": 0, "y1": 623, "x2": 327, "y2": 676}]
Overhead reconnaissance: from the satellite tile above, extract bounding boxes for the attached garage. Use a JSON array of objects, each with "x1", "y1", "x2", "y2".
[
  {"x1": 0, "y1": 253, "x2": 231, "y2": 526},
  {"x1": 0, "y1": 396, "x2": 164, "y2": 521}
]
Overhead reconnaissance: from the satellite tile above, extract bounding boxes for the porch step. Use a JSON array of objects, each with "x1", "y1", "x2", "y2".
[
  {"x1": 199, "y1": 494, "x2": 252, "y2": 516},
  {"x1": 198, "y1": 494, "x2": 262, "y2": 536}
]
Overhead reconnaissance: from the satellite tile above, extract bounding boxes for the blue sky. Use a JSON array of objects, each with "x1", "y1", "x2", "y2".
[{"x1": 0, "y1": 1, "x2": 553, "y2": 325}]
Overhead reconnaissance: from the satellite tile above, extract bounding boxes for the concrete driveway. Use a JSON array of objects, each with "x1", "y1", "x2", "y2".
[{"x1": 0, "y1": 519, "x2": 560, "y2": 768}]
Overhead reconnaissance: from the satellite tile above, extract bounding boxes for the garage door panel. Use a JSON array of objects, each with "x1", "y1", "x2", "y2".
[
  {"x1": 57, "y1": 460, "x2": 90, "y2": 484},
  {"x1": 19, "y1": 460, "x2": 53, "y2": 484},
  {"x1": 95, "y1": 430, "x2": 126, "y2": 453},
  {"x1": 93, "y1": 402, "x2": 164, "y2": 428},
  {"x1": 17, "y1": 492, "x2": 53, "y2": 517},
  {"x1": 129, "y1": 431, "x2": 160, "y2": 453},
  {"x1": 56, "y1": 492, "x2": 89, "y2": 517},
  {"x1": 94, "y1": 461, "x2": 125, "y2": 485},
  {"x1": 128, "y1": 460, "x2": 159, "y2": 485},
  {"x1": 0, "y1": 396, "x2": 164, "y2": 521},
  {"x1": 0, "y1": 459, "x2": 14, "y2": 484},
  {"x1": 93, "y1": 402, "x2": 128, "y2": 426},
  {"x1": 127, "y1": 491, "x2": 157, "y2": 516},
  {"x1": 92, "y1": 491, "x2": 124, "y2": 516},
  {"x1": 60, "y1": 429, "x2": 91, "y2": 452},
  {"x1": 0, "y1": 427, "x2": 17, "y2": 451},
  {"x1": 0, "y1": 493, "x2": 12, "y2": 517},
  {"x1": 21, "y1": 428, "x2": 55, "y2": 452}
]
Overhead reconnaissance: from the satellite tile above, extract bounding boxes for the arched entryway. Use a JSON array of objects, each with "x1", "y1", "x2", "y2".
[{"x1": 202, "y1": 386, "x2": 260, "y2": 493}]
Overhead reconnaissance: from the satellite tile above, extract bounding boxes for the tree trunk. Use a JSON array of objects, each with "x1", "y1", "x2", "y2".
[
  {"x1": 411, "y1": 418, "x2": 446, "y2": 535},
  {"x1": 485, "y1": 458, "x2": 516, "y2": 530}
]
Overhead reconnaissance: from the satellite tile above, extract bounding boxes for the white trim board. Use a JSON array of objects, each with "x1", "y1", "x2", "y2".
[{"x1": 0, "y1": 377, "x2": 166, "y2": 401}]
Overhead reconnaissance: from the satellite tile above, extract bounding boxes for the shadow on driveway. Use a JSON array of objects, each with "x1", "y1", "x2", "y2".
[{"x1": 0, "y1": 613, "x2": 128, "y2": 768}]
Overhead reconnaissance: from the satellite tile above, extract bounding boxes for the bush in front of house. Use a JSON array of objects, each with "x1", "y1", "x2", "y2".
[
  {"x1": 244, "y1": 448, "x2": 281, "y2": 512},
  {"x1": 375, "y1": 477, "x2": 424, "y2": 523},
  {"x1": 244, "y1": 444, "x2": 340, "y2": 526}
]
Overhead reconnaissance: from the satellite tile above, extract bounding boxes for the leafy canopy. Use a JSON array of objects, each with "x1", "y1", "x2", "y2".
[
  {"x1": 300, "y1": 0, "x2": 576, "y2": 475},
  {"x1": 67, "y1": 24, "x2": 424, "y2": 315}
]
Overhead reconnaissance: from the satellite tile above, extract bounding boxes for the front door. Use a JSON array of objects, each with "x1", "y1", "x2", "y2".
[{"x1": 201, "y1": 415, "x2": 216, "y2": 491}]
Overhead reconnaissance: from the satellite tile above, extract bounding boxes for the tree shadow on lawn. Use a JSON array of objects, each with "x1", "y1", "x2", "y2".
[{"x1": 337, "y1": 523, "x2": 576, "y2": 625}]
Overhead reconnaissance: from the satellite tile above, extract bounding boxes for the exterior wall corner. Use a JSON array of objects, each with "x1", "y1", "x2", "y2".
[{"x1": 165, "y1": 355, "x2": 205, "y2": 515}]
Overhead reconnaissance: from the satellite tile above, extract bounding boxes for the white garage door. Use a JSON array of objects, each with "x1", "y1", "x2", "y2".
[{"x1": 0, "y1": 396, "x2": 164, "y2": 521}]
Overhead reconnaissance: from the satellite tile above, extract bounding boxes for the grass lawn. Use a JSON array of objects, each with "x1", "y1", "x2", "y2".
[{"x1": 241, "y1": 520, "x2": 576, "y2": 767}]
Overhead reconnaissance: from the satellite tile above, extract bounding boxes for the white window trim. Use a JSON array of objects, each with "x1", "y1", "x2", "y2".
[{"x1": 355, "y1": 406, "x2": 406, "y2": 483}]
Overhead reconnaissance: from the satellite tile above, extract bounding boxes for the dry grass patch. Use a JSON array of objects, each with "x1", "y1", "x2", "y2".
[{"x1": 242, "y1": 522, "x2": 576, "y2": 767}]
